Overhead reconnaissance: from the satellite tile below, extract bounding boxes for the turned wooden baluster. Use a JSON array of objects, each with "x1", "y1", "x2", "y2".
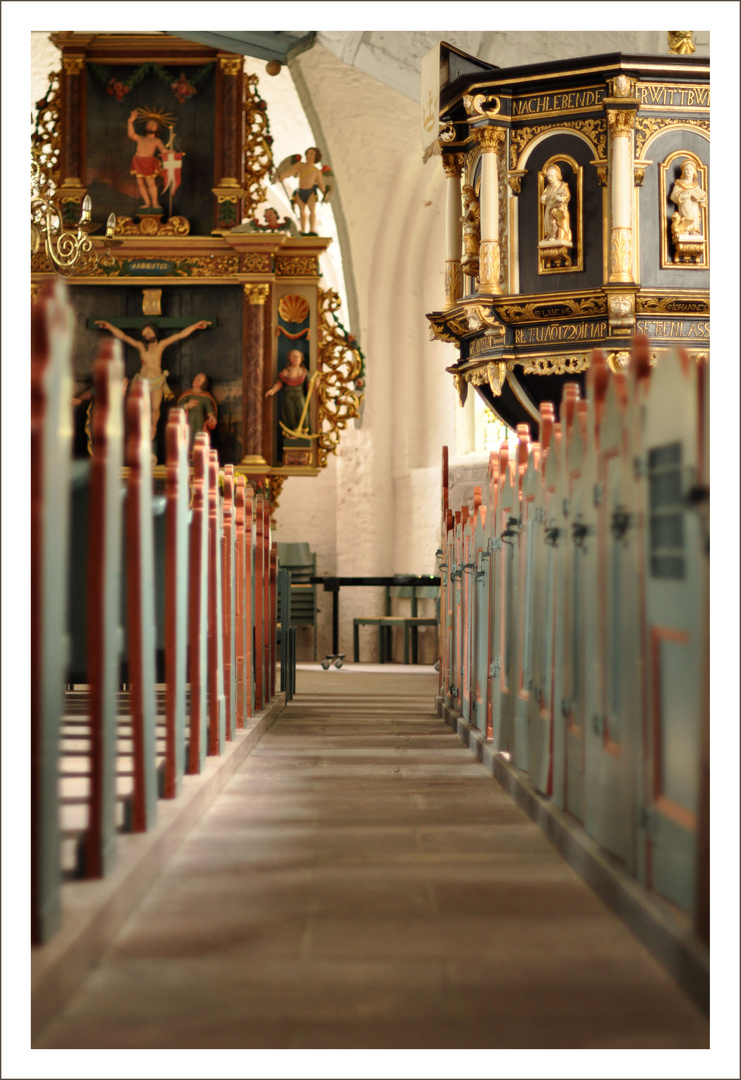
[
  {"x1": 125, "y1": 381, "x2": 158, "y2": 832},
  {"x1": 187, "y1": 436, "x2": 209, "y2": 774},
  {"x1": 31, "y1": 281, "x2": 75, "y2": 940},
  {"x1": 164, "y1": 408, "x2": 190, "y2": 797},
  {"x1": 207, "y1": 449, "x2": 226, "y2": 754},
  {"x1": 81, "y1": 338, "x2": 126, "y2": 878},
  {"x1": 222, "y1": 465, "x2": 237, "y2": 741}
]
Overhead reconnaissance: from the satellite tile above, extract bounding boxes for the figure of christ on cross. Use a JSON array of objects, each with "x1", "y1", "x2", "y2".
[{"x1": 94, "y1": 320, "x2": 212, "y2": 451}]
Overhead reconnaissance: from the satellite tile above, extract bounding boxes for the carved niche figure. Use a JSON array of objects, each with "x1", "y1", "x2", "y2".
[
  {"x1": 177, "y1": 372, "x2": 218, "y2": 454},
  {"x1": 538, "y1": 162, "x2": 574, "y2": 270},
  {"x1": 669, "y1": 159, "x2": 708, "y2": 263},
  {"x1": 540, "y1": 164, "x2": 572, "y2": 243},
  {"x1": 670, "y1": 160, "x2": 707, "y2": 236},
  {"x1": 460, "y1": 183, "x2": 481, "y2": 277}
]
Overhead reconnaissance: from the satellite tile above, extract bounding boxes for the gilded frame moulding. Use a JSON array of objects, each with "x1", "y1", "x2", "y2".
[{"x1": 517, "y1": 352, "x2": 591, "y2": 376}]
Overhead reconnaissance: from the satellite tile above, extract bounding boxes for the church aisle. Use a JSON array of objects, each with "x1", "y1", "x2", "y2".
[{"x1": 36, "y1": 669, "x2": 709, "y2": 1049}]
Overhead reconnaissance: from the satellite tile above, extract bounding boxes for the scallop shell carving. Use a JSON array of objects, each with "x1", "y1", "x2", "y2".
[{"x1": 278, "y1": 294, "x2": 310, "y2": 325}]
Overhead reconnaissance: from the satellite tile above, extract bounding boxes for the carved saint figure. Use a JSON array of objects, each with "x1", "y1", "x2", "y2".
[
  {"x1": 128, "y1": 110, "x2": 167, "y2": 209},
  {"x1": 95, "y1": 319, "x2": 211, "y2": 442},
  {"x1": 266, "y1": 348, "x2": 311, "y2": 435},
  {"x1": 540, "y1": 164, "x2": 572, "y2": 242},
  {"x1": 669, "y1": 160, "x2": 707, "y2": 237},
  {"x1": 276, "y1": 147, "x2": 327, "y2": 234},
  {"x1": 177, "y1": 372, "x2": 218, "y2": 452},
  {"x1": 460, "y1": 184, "x2": 481, "y2": 268}
]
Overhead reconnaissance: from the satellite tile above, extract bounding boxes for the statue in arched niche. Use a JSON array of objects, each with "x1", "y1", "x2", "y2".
[
  {"x1": 460, "y1": 183, "x2": 481, "y2": 277},
  {"x1": 540, "y1": 164, "x2": 572, "y2": 243},
  {"x1": 668, "y1": 158, "x2": 708, "y2": 264},
  {"x1": 538, "y1": 161, "x2": 574, "y2": 270},
  {"x1": 670, "y1": 159, "x2": 707, "y2": 237}
]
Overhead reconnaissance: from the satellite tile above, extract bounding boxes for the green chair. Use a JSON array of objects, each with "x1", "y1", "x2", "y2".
[
  {"x1": 277, "y1": 543, "x2": 319, "y2": 661},
  {"x1": 353, "y1": 582, "x2": 439, "y2": 664}
]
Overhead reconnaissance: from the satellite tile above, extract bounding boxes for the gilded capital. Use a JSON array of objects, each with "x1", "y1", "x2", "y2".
[
  {"x1": 474, "y1": 126, "x2": 506, "y2": 154},
  {"x1": 244, "y1": 283, "x2": 270, "y2": 305},
  {"x1": 442, "y1": 153, "x2": 464, "y2": 178},
  {"x1": 62, "y1": 57, "x2": 85, "y2": 75},
  {"x1": 219, "y1": 56, "x2": 243, "y2": 75},
  {"x1": 607, "y1": 108, "x2": 637, "y2": 137}
]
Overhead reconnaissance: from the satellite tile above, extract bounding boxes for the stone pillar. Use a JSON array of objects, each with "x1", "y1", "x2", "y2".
[
  {"x1": 241, "y1": 284, "x2": 270, "y2": 466},
  {"x1": 474, "y1": 126, "x2": 506, "y2": 295},
  {"x1": 442, "y1": 152, "x2": 464, "y2": 310},
  {"x1": 607, "y1": 105, "x2": 638, "y2": 283}
]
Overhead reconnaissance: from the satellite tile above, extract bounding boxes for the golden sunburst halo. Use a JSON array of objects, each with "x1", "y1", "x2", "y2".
[{"x1": 135, "y1": 106, "x2": 178, "y2": 130}]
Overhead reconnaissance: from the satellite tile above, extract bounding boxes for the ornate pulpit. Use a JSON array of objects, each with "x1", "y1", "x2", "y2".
[{"x1": 426, "y1": 43, "x2": 709, "y2": 432}]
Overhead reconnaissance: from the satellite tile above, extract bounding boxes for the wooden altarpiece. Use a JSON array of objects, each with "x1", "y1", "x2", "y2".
[{"x1": 31, "y1": 32, "x2": 361, "y2": 502}]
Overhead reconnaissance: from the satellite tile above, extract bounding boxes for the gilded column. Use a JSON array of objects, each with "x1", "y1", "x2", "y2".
[
  {"x1": 442, "y1": 152, "x2": 464, "y2": 310},
  {"x1": 474, "y1": 126, "x2": 506, "y2": 295},
  {"x1": 607, "y1": 103, "x2": 638, "y2": 283},
  {"x1": 241, "y1": 284, "x2": 270, "y2": 466}
]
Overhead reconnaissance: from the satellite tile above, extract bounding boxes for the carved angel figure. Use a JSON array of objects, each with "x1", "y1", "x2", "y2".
[
  {"x1": 540, "y1": 164, "x2": 572, "y2": 242},
  {"x1": 669, "y1": 159, "x2": 707, "y2": 237},
  {"x1": 275, "y1": 148, "x2": 333, "y2": 234}
]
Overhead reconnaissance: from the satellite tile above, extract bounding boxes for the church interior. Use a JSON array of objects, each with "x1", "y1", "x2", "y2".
[{"x1": 13, "y1": 16, "x2": 740, "y2": 1072}]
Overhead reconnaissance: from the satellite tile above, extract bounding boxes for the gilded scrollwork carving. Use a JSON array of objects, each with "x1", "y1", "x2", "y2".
[
  {"x1": 463, "y1": 304, "x2": 505, "y2": 335},
  {"x1": 276, "y1": 256, "x2": 319, "y2": 276},
  {"x1": 634, "y1": 117, "x2": 709, "y2": 159},
  {"x1": 242, "y1": 253, "x2": 272, "y2": 273},
  {"x1": 266, "y1": 475, "x2": 286, "y2": 509},
  {"x1": 242, "y1": 73, "x2": 273, "y2": 217},
  {"x1": 463, "y1": 94, "x2": 502, "y2": 119},
  {"x1": 464, "y1": 361, "x2": 507, "y2": 396},
  {"x1": 520, "y1": 354, "x2": 590, "y2": 376},
  {"x1": 112, "y1": 215, "x2": 191, "y2": 237},
  {"x1": 496, "y1": 295, "x2": 606, "y2": 322},
  {"x1": 510, "y1": 119, "x2": 606, "y2": 169},
  {"x1": 314, "y1": 289, "x2": 364, "y2": 469},
  {"x1": 636, "y1": 293, "x2": 709, "y2": 316},
  {"x1": 32, "y1": 73, "x2": 62, "y2": 190}
]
